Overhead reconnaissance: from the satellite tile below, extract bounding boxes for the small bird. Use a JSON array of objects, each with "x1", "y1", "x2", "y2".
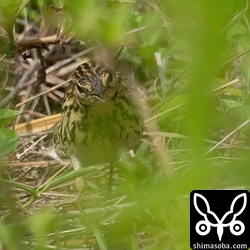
[{"x1": 59, "y1": 61, "x2": 143, "y2": 171}]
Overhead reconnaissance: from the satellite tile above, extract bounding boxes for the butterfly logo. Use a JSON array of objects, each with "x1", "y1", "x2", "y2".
[{"x1": 193, "y1": 192, "x2": 247, "y2": 241}]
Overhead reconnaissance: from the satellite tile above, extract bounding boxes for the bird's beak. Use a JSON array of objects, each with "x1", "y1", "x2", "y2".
[
  {"x1": 93, "y1": 84, "x2": 104, "y2": 97},
  {"x1": 92, "y1": 85, "x2": 105, "y2": 102}
]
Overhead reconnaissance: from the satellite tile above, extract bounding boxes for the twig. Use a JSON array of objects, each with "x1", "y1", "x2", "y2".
[
  {"x1": 4, "y1": 160, "x2": 58, "y2": 167},
  {"x1": 46, "y1": 46, "x2": 98, "y2": 74},
  {"x1": 0, "y1": 61, "x2": 40, "y2": 108},
  {"x1": 205, "y1": 118, "x2": 250, "y2": 155},
  {"x1": 210, "y1": 79, "x2": 240, "y2": 93},
  {"x1": 17, "y1": 35, "x2": 68, "y2": 53},
  {"x1": 15, "y1": 80, "x2": 69, "y2": 108}
]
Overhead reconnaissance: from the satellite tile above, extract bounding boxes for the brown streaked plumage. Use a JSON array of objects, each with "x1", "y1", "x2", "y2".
[{"x1": 59, "y1": 61, "x2": 143, "y2": 168}]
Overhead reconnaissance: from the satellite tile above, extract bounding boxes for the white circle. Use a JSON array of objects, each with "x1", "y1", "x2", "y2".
[
  {"x1": 230, "y1": 220, "x2": 245, "y2": 236},
  {"x1": 196, "y1": 220, "x2": 211, "y2": 236}
]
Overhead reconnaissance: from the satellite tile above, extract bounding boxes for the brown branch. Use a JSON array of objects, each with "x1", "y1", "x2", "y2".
[{"x1": 17, "y1": 34, "x2": 72, "y2": 53}]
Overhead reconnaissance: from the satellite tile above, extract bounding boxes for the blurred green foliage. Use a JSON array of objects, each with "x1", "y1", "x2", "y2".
[
  {"x1": 1, "y1": 0, "x2": 250, "y2": 249},
  {"x1": 0, "y1": 109, "x2": 20, "y2": 156},
  {"x1": 66, "y1": 0, "x2": 132, "y2": 46},
  {"x1": 0, "y1": 0, "x2": 30, "y2": 53}
]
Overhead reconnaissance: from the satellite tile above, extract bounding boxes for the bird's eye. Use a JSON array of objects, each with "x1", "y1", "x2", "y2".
[
  {"x1": 107, "y1": 73, "x2": 118, "y2": 90},
  {"x1": 76, "y1": 84, "x2": 85, "y2": 94},
  {"x1": 107, "y1": 73, "x2": 113, "y2": 83}
]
